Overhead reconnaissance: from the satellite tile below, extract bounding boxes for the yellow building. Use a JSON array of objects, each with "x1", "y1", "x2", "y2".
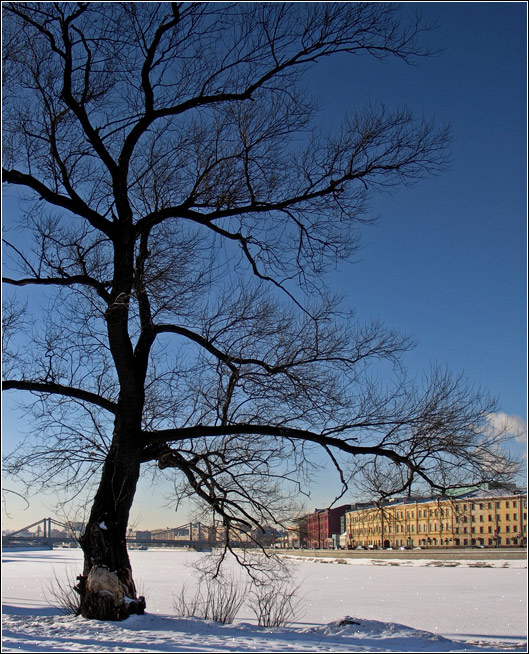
[{"x1": 345, "y1": 488, "x2": 527, "y2": 549}]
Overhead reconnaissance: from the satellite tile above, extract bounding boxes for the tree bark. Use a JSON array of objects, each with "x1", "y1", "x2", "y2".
[{"x1": 76, "y1": 433, "x2": 145, "y2": 620}]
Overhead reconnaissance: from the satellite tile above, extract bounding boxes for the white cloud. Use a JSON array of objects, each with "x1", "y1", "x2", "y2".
[{"x1": 485, "y1": 412, "x2": 527, "y2": 445}]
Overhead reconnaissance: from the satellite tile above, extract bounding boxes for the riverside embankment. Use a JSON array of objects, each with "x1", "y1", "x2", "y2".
[{"x1": 275, "y1": 547, "x2": 527, "y2": 561}]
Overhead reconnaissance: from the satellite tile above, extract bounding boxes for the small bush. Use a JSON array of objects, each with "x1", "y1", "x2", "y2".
[
  {"x1": 45, "y1": 570, "x2": 81, "y2": 615},
  {"x1": 174, "y1": 552, "x2": 305, "y2": 628},
  {"x1": 174, "y1": 572, "x2": 247, "y2": 624},
  {"x1": 248, "y1": 575, "x2": 304, "y2": 627}
]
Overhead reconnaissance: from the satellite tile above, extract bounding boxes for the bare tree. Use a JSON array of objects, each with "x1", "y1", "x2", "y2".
[{"x1": 2, "y1": 3, "x2": 516, "y2": 620}]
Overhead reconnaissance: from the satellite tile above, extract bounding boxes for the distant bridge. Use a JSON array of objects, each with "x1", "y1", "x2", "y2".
[
  {"x1": 2, "y1": 517, "x2": 76, "y2": 548},
  {"x1": 2, "y1": 517, "x2": 216, "y2": 549}
]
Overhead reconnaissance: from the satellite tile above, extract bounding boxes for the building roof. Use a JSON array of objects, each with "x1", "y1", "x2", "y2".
[{"x1": 347, "y1": 486, "x2": 526, "y2": 512}]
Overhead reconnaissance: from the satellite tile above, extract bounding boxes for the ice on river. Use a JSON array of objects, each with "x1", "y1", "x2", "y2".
[{"x1": 2, "y1": 548, "x2": 527, "y2": 652}]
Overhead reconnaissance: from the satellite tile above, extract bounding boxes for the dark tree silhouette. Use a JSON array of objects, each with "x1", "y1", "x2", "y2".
[{"x1": 2, "y1": 2, "x2": 515, "y2": 620}]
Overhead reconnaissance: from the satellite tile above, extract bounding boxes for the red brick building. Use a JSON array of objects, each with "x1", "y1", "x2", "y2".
[{"x1": 306, "y1": 505, "x2": 351, "y2": 548}]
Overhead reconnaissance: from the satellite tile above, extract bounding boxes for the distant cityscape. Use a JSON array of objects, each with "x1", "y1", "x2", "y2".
[
  {"x1": 2, "y1": 519, "x2": 280, "y2": 549},
  {"x1": 305, "y1": 484, "x2": 527, "y2": 550},
  {"x1": 3, "y1": 483, "x2": 526, "y2": 551}
]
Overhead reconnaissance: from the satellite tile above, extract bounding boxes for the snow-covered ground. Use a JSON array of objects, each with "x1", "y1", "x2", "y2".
[{"x1": 2, "y1": 547, "x2": 527, "y2": 652}]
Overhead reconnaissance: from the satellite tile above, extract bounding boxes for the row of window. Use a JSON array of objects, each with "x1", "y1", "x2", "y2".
[
  {"x1": 350, "y1": 524, "x2": 527, "y2": 537},
  {"x1": 348, "y1": 508, "x2": 526, "y2": 525},
  {"x1": 463, "y1": 500, "x2": 522, "y2": 510}
]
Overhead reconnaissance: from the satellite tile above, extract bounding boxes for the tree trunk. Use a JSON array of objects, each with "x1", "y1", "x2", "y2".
[{"x1": 76, "y1": 435, "x2": 145, "y2": 620}]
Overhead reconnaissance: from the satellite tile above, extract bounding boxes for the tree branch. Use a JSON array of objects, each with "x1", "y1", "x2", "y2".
[
  {"x1": 2, "y1": 168, "x2": 114, "y2": 238},
  {"x1": 3, "y1": 274, "x2": 111, "y2": 302},
  {"x1": 143, "y1": 423, "x2": 403, "y2": 460},
  {"x1": 2, "y1": 380, "x2": 117, "y2": 414}
]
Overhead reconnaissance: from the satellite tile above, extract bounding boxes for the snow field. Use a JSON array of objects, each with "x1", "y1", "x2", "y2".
[{"x1": 2, "y1": 547, "x2": 527, "y2": 652}]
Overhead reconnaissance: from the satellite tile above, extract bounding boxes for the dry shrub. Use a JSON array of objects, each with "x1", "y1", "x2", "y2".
[
  {"x1": 45, "y1": 569, "x2": 81, "y2": 615},
  {"x1": 174, "y1": 551, "x2": 305, "y2": 628},
  {"x1": 247, "y1": 573, "x2": 304, "y2": 627},
  {"x1": 174, "y1": 571, "x2": 247, "y2": 624}
]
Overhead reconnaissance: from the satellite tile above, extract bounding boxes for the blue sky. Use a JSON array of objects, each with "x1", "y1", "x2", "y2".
[
  {"x1": 2, "y1": 2, "x2": 527, "y2": 530},
  {"x1": 304, "y1": 0, "x2": 527, "y2": 510}
]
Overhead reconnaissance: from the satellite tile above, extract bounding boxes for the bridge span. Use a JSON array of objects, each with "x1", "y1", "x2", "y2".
[{"x1": 2, "y1": 517, "x2": 215, "y2": 550}]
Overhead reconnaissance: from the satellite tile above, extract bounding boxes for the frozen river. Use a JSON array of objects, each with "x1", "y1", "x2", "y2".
[{"x1": 2, "y1": 547, "x2": 527, "y2": 652}]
